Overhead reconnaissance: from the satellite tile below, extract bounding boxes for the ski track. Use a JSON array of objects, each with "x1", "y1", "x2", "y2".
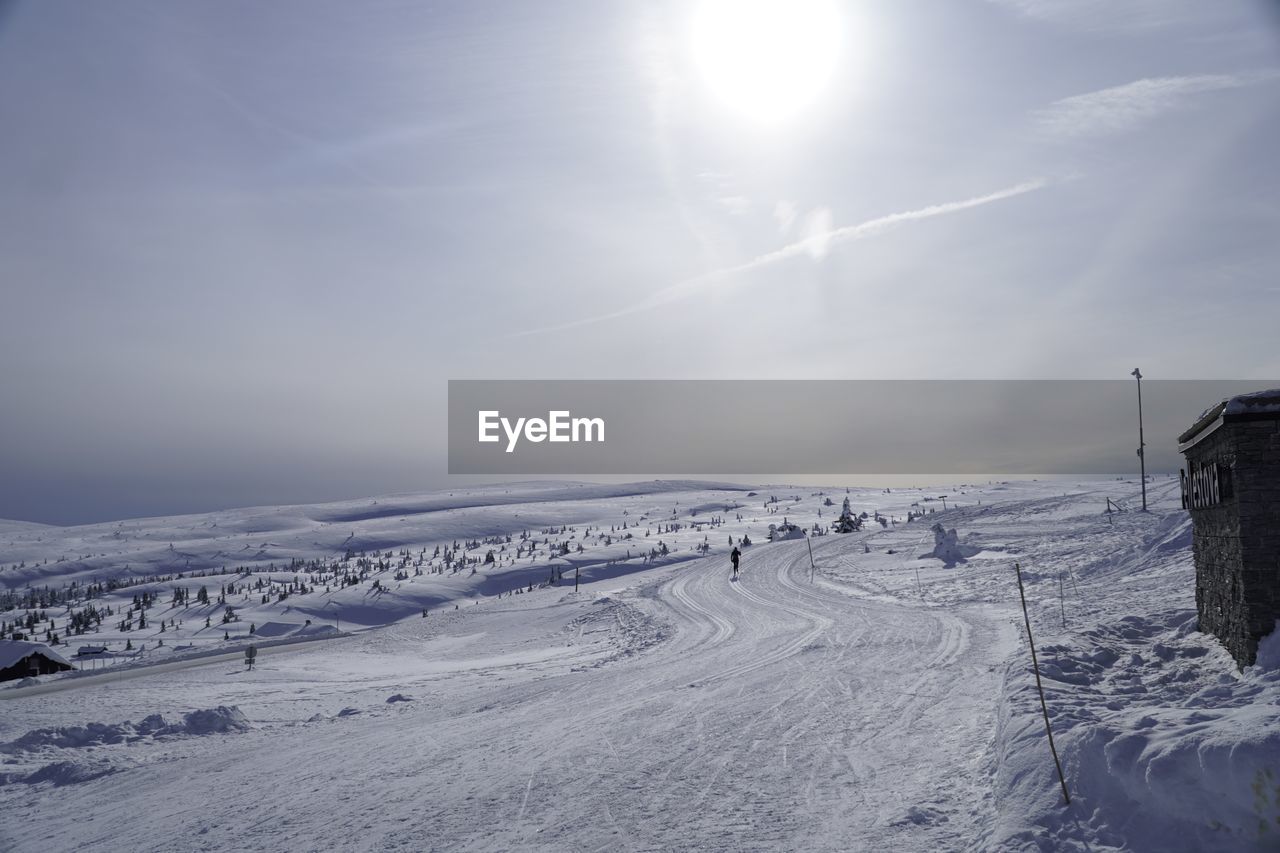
[{"x1": 0, "y1": 523, "x2": 1017, "y2": 852}]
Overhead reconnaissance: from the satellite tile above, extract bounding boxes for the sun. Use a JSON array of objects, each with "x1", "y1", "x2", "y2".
[{"x1": 690, "y1": 0, "x2": 844, "y2": 124}]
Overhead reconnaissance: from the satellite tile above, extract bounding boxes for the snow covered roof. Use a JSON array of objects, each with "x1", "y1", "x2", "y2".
[
  {"x1": 1178, "y1": 387, "x2": 1280, "y2": 450},
  {"x1": 0, "y1": 640, "x2": 73, "y2": 670},
  {"x1": 1223, "y1": 387, "x2": 1280, "y2": 416}
]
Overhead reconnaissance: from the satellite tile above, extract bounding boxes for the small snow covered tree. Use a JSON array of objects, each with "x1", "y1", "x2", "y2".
[
  {"x1": 831, "y1": 498, "x2": 862, "y2": 534},
  {"x1": 768, "y1": 518, "x2": 804, "y2": 541}
]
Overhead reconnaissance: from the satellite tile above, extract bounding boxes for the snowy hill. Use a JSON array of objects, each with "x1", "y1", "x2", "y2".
[
  {"x1": 2, "y1": 478, "x2": 1278, "y2": 851},
  {"x1": 0, "y1": 480, "x2": 757, "y2": 644}
]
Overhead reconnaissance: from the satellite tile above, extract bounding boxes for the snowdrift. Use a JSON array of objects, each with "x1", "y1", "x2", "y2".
[{"x1": 0, "y1": 706, "x2": 252, "y2": 788}]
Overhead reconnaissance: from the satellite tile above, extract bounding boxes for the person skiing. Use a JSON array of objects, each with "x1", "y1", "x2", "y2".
[{"x1": 730, "y1": 546, "x2": 741, "y2": 580}]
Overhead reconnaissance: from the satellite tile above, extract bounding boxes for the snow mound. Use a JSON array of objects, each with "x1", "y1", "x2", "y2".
[
  {"x1": 891, "y1": 805, "x2": 949, "y2": 827},
  {"x1": 1251, "y1": 621, "x2": 1280, "y2": 673},
  {"x1": 1146, "y1": 512, "x2": 1193, "y2": 555},
  {"x1": 248, "y1": 621, "x2": 337, "y2": 639},
  {"x1": 1, "y1": 707, "x2": 250, "y2": 789},
  {"x1": 1067, "y1": 713, "x2": 1280, "y2": 849},
  {"x1": 20, "y1": 759, "x2": 119, "y2": 787},
  {"x1": 181, "y1": 706, "x2": 252, "y2": 735},
  {"x1": 767, "y1": 520, "x2": 806, "y2": 541},
  {"x1": 250, "y1": 621, "x2": 299, "y2": 638},
  {"x1": 994, "y1": 608, "x2": 1280, "y2": 850},
  {"x1": 1, "y1": 706, "x2": 251, "y2": 754},
  {"x1": 928, "y1": 523, "x2": 980, "y2": 566},
  {"x1": 566, "y1": 595, "x2": 667, "y2": 671}
]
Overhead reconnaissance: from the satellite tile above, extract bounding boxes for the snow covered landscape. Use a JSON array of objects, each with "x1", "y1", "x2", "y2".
[
  {"x1": 3, "y1": 477, "x2": 1277, "y2": 851},
  {"x1": 4, "y1": 0, "x2": 1279, "y2": 849}
]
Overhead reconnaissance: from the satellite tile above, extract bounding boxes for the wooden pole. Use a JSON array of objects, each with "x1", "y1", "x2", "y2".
[
  {"x1": 806, "y1": 535, "x2": 816, "y2": 582},
  {"x1": 1015, "y1": 563, "x2": 1070, "y2": 805},
  {"x1": 1058, "y1": 572, "x2": 1066, "y2": 629}
]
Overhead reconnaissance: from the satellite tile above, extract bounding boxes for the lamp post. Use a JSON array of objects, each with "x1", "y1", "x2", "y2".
[{"x1": 1132, "y1": 368, "x2": 1147, "y2": 511}]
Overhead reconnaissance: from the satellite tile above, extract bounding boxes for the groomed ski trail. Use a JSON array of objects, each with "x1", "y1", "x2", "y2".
[{"x1": 1, "y1": 532, "x2": 1017, "y2": 852}]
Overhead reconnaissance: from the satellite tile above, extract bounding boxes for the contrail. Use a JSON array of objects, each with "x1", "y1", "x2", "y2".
[{"x1": 513, "y1": 178, "x2": 1049, "y2": 337}]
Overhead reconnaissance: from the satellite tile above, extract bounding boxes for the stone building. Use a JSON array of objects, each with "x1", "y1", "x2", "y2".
[{"x1": 1178, "y1": 388, "x2": 1280, "y2": 668}]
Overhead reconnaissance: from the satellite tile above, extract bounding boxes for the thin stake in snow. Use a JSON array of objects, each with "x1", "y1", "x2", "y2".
[
  {"x1": 1015, "y1": 562, "x2": 1070, "y2": 805},
  {"x1": 517, "y1": 770, "x2": 535, "y2": 820},
  {"x1": 1058, "y1": 572, "x2": 1067, "y2": 629},
  {"x1": 806, "y1": 534, "x2": 815, "y2": 582},
  {"x1": 904, "y1": 530, "x2": 930, "y2": 596}
]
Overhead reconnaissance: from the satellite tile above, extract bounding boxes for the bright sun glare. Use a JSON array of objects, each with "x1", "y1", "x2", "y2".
[{"x1": 690, "y1": 0, "x2": 843, "y2": 123}]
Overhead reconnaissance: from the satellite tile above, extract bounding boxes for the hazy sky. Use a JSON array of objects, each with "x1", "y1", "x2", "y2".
[{"x1": 2, "y1": 0, "x2": 1279, "y2": 523}]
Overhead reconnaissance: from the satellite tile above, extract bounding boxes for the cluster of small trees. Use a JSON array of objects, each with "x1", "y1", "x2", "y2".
[{"x1": 3, "y1": 496, "x2": 777, "y2": 648}]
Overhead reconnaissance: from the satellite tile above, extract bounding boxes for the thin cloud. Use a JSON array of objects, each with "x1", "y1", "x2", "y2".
[
  {"x1": 717, "y1": 195, "x2": 752, "y2": 216},
  {"x1": 698, "y1": 172, "x2": 752, "y2": 216},
  {"x1": 773, "y1": 200, "x2": 798, "y2": 236},
  {"x1": 513, "y1": 179, "x2": 1049, "y2": 337},
  {"x1": 1036, "y1": 73, "x2": 1277, "y2": 139},
  {"x1": 989, "y1": 0, "x2": 1213, "y2": 32},
  {"x1": 800, "y1": 207, "x2": 834, "y2": 260}
]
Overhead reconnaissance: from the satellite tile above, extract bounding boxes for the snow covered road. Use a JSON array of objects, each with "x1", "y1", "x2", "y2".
[{"x1": 2, "y1": 530, "x2": 1018, "y2": 851}]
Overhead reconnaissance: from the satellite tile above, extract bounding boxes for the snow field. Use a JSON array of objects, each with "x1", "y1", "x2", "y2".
[{"x1": 1, "y1": 477, "x2": 1275, "y2": 851}]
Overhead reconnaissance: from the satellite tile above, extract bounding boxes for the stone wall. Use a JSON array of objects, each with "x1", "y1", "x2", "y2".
[
  {"x1": 1234, "y1": 419, "x2": 1280, "y2": 665},
  {"x1": 1187, "y1": 426, "x2": 1246, "y2": 664},
  {"x1": 1187, "y1": 416, "x2": 1280, "y2": 668}
]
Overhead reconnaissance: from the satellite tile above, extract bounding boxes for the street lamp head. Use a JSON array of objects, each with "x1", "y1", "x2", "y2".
[{"x1": 1131, "y1": 368, "x2": 1142, "y2": 379}]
